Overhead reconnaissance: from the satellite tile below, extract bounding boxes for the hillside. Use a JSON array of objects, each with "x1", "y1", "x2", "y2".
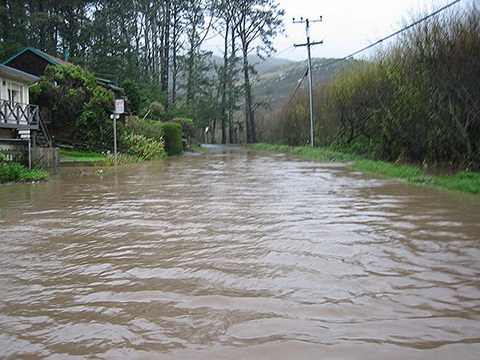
[{"x1": 251, "y1": 57, "x2": 364, "y2": 113}]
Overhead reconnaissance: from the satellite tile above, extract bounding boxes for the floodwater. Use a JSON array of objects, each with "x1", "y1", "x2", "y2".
[{"x1": 1, "y1": 145, "x2": 479, "y2": 359}]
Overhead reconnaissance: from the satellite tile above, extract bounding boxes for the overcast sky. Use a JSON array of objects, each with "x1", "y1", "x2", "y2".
[{"x1": 203, "y1": 0, "x2": 468, "y2": 62}]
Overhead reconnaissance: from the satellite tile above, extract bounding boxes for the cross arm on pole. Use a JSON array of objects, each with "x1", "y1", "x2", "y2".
[{"x1": 294, "y1": 40, "x2": 324, "y2": 48}]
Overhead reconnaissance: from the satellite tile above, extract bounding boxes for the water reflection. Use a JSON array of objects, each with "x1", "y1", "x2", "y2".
[{"x1": 0, "y1": 148, "x2": 479, "y2": 359}]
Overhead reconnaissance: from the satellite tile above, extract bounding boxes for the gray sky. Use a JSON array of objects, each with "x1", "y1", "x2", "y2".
[{"x1": 203, "y1": 0, "x2": 467, "y2": 62}]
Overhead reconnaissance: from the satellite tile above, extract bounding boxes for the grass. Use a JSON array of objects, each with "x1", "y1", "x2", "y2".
[
  {"x1": 412, "y1": 172, "x2": 480, "y2": 195},
  {"x1": 350, "y1": 160, "x2": 425, "y2": 180},
  {"x1": 60, "y1": 149, "x2": 146, "y2": 166},
  {"x1": 249, "y1": 143, "x2": 361, "y2": 162},
  {"x1": 60, "y1": 149, "x2": 107, "y2": 162},
  {"x1": 249, "y1": 143, "x2": 480, "y2": 195}
]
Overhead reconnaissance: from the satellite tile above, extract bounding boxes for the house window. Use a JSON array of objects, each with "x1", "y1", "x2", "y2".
[{"x1": 7, "y1": 82, "x2": 24, "y2": 103}]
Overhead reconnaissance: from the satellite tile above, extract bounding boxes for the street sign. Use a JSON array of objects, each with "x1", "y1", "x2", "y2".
[{"x1": 115, "y1": 99, "x2": 124, "y2": 114}]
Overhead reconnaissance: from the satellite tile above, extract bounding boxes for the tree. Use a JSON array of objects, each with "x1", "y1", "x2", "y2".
[
  {"x1": 30, "y1": 64, "x2": 115, "y2": 146},
  {"x1": 181, "y1": 0, "x2": 214, "y2": 105},
  {"x1": 234, "y1": 0, "x2": 284, "y2": 143}
]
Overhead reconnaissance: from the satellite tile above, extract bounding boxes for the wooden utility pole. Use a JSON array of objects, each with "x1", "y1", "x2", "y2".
[{"x1": 293, "y1": 17, "x2": 323, "y2": 147}]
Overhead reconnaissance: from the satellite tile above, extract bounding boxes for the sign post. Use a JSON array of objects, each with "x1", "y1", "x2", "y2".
[{"x1": 110, "y1": 99, "x2": 124, "y2": 167}]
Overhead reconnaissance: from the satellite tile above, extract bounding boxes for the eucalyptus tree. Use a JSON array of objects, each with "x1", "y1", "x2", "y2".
[
  {"x1": 182, "y1": 0, "x2": 214, "y2": 106},
  {"x1": 170, "y1": 0, "x2": 187, "y2": 105},
  {"x1": 214, "y1": 0, "x2": 241, "y2": 144},
  {"x1": 234, "y1": 0, "x2": 284, "y2": 143},
  {"x1": 159, "y1": 0, "x2": 171, "y2": 96}
]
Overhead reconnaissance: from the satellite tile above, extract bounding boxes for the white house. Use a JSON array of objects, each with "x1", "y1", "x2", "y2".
[{"x1": 0, "y1": 64, "x2": 41, "y2": 140}]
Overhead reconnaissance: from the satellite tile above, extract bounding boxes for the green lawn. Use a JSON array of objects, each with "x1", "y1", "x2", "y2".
[{"x1": 60, "y1": 149, "x2": 108, "y2": 162}]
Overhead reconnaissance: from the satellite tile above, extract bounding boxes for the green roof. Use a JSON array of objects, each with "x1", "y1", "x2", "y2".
[{"x1": 2, "y1": 47, "x2": 69, "y2": 66}]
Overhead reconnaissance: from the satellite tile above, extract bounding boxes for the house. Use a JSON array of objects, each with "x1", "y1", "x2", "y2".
[
  {"x1": 0, "y1": 64, "x2": 41, "y2": 139},
  {"x1": 2, "y1": 47, "x2": 123, "y2": 99},
  {"x1": 0, "y1": 63, "x2": 53, "y2": 166}
]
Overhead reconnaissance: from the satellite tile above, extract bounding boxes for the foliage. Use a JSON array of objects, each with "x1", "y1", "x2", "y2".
[
  {"x1": 171, "y1": 117, "x2": 196, "y2": 140},
  {"x1": 163, "y1": 123, "x2": 183, "y2": 155},
  {"x1": 104, "y1": 153, "x2": 144, "y2": 166},
  {"x1": 125, "y1": 116, "x2": 164, "y2": 142},
  {"x1": 0, "y1": 154, "x2": 50, "y2": 183},
  {"x1": 121, "y1": 133, "x2": 165, "y2": 161},
  {"x1": 276, "y1": 3, "x2": 480, "y2": 171},
  {"x1": 278, "y1": 101, "x2": 310, "y2": 146},
  {"x1": 140, "y1": 101, "x2": 165, "y2": 121},
  {"x1": 234, "y1": 0, "x2": 285, "y2": 143},
  {"x1": 121, "y1": 79, "x2": 142, "y2": 115},
  {"x1": 30, "y1": 64, "x2": 115, "y2": 145},
  {"x1": 1, "y1": 0, "x2": 286, "y2": 146}
]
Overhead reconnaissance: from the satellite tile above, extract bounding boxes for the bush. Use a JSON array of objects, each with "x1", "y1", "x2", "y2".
[
  {"x1": 171, "y1": 117, "x2": 196, "y2": 140},
  {"x1": 125, "y1": 115, "x2": 164, "y2": 141},
  {"x1": 141, "y1": 101, "x2": 165, "y2": 121},
  {"x1": 121, "y1": 79, "x2": 142, "y2": 114},
  {"x1": 0, "y1": 154, "x2": 50, "y2": 183},
  {"x1": 30, "y1": 64, "x2": 115, "y2": 145},
  {"x1": 278, "y1": 4, "x2": 480, "y2": 170},
  {"x1": 163, "y1": 122, "x2": 183, "y2": 155},
  {"x1": 121, "y1": 132, "x2": 165, "y2": 161}
]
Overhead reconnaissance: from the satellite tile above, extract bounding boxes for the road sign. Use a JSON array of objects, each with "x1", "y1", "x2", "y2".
[{"x1": 115, "y1": 99, "x2": 124, "y2": 114}]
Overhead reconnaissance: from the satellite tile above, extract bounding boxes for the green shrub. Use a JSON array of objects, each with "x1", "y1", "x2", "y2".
[
  {"x1": 121, "y1": 132, "x2": 165, "y2": 161},
  {"x1": 121, "y1": 79, "x2": 142, "y2": 114},
  {"x1": 0, "y1": 154, "x2": 50, "y2": 183},
  {"x1": 30, "y1": 64, "x2": 115, "y2": 145},
  {"x1": 141, "y1": 101, "x2": 165, "y2": 121},
  {"x1": 171, "y1": 117, "x2": 195, "y2": 140},
  {"x1": 125, "y1": 116, "x2": 164, "y2": 141},
  {"x1": 277, "y1": 4, "x2": 480, "y2": 170},
  {"x1": 163, "y1": 122, "x2": 183, "y2": 155}
]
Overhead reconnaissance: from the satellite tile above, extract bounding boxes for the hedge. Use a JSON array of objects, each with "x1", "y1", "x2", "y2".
[{"x1": 163, "y1": 122, "x2": 183, "y2": 155}]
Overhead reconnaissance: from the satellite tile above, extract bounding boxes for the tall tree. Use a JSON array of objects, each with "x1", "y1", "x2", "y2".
[
  {"x1": 234, "y1": 0, "x2": 284, "y2": 143},
  {"x1": 182, "y1": 0, "x2": 213, "y2": 105},
  {"x1": 215, "y1": 0, "x2": 235, "y2": 144}
]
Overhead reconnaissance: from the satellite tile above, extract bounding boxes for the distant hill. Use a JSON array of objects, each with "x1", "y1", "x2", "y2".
[
  {"x1": 207, "y1": 54, "x2": 363, "y2": 114},
  {"x1": 208, "y1": 54, "x2": 295, "y2": 77},
  {"x1": 251, "y1": 57, "x2": 364, "y2": 113}
]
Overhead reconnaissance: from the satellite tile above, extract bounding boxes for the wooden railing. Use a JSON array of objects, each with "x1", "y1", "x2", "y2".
[{"x1": 0, "y1": 99, "x2": 39, "y2": 130}]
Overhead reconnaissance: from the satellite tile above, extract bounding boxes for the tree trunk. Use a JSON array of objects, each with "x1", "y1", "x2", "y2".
[
  {"x1": 220, "y1": 19, "x2": 229, "y2": 144},
  {"x1": 242, "y1": 47, "x2": 256, "y2": 143},
  {"x1": 161, "y1": 0, "x2": 171, "y2": 108},
  {"x1": 228, "y1": 24, "x2": 236, "y2": 144}
]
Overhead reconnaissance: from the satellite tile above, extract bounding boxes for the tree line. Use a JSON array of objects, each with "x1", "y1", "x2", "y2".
[
  {"x1": 276, "y1": 3, "x2": 480, "y2": 171},
  {"x1": 0, "y1": 0, "x2": 284, "y2": 144}
]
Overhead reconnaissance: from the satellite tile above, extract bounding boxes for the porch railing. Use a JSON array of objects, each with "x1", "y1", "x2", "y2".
[{"x1": 0, "y1": 99, "x2": 39, "y2": 130}]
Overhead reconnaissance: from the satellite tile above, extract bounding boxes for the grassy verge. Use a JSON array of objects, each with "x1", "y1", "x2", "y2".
[
  {"x1": 249, "y1": 143, "x2": 361, "y2": 162},
  {"x1": 350, "y1": 160, "x2": 425, "y2": 180},
  {"x1": 60, "y1": 149, "x2": 144, "y2": 166},
  {"x1": 249, "y1": 143, "x2": 480, "y2": 195}
]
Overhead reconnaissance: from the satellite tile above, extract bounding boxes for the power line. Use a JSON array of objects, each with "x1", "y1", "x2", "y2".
[
  {"x1": 285, "y1": 0, "x2": 463, "y2": 104},
  {"x1": 318, "y1": 0, "x2": 463, "y2": 69},
  {"x1": 285, "y1": 66, "x2": 309, "y2": 107}
]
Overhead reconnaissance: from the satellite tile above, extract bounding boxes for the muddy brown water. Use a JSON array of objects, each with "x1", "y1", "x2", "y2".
[{"x1": 1, "y1": 146, "x2": 479, "y2": 359}]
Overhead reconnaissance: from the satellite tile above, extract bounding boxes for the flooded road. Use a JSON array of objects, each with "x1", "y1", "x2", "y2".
[{"x1": 1, "y1": 146, "x2": 480, "y2": 359}]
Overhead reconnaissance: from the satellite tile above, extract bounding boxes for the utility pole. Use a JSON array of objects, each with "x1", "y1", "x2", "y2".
[{"x1": 293, "y1": 17, "x2": 323, "y2": 147}]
